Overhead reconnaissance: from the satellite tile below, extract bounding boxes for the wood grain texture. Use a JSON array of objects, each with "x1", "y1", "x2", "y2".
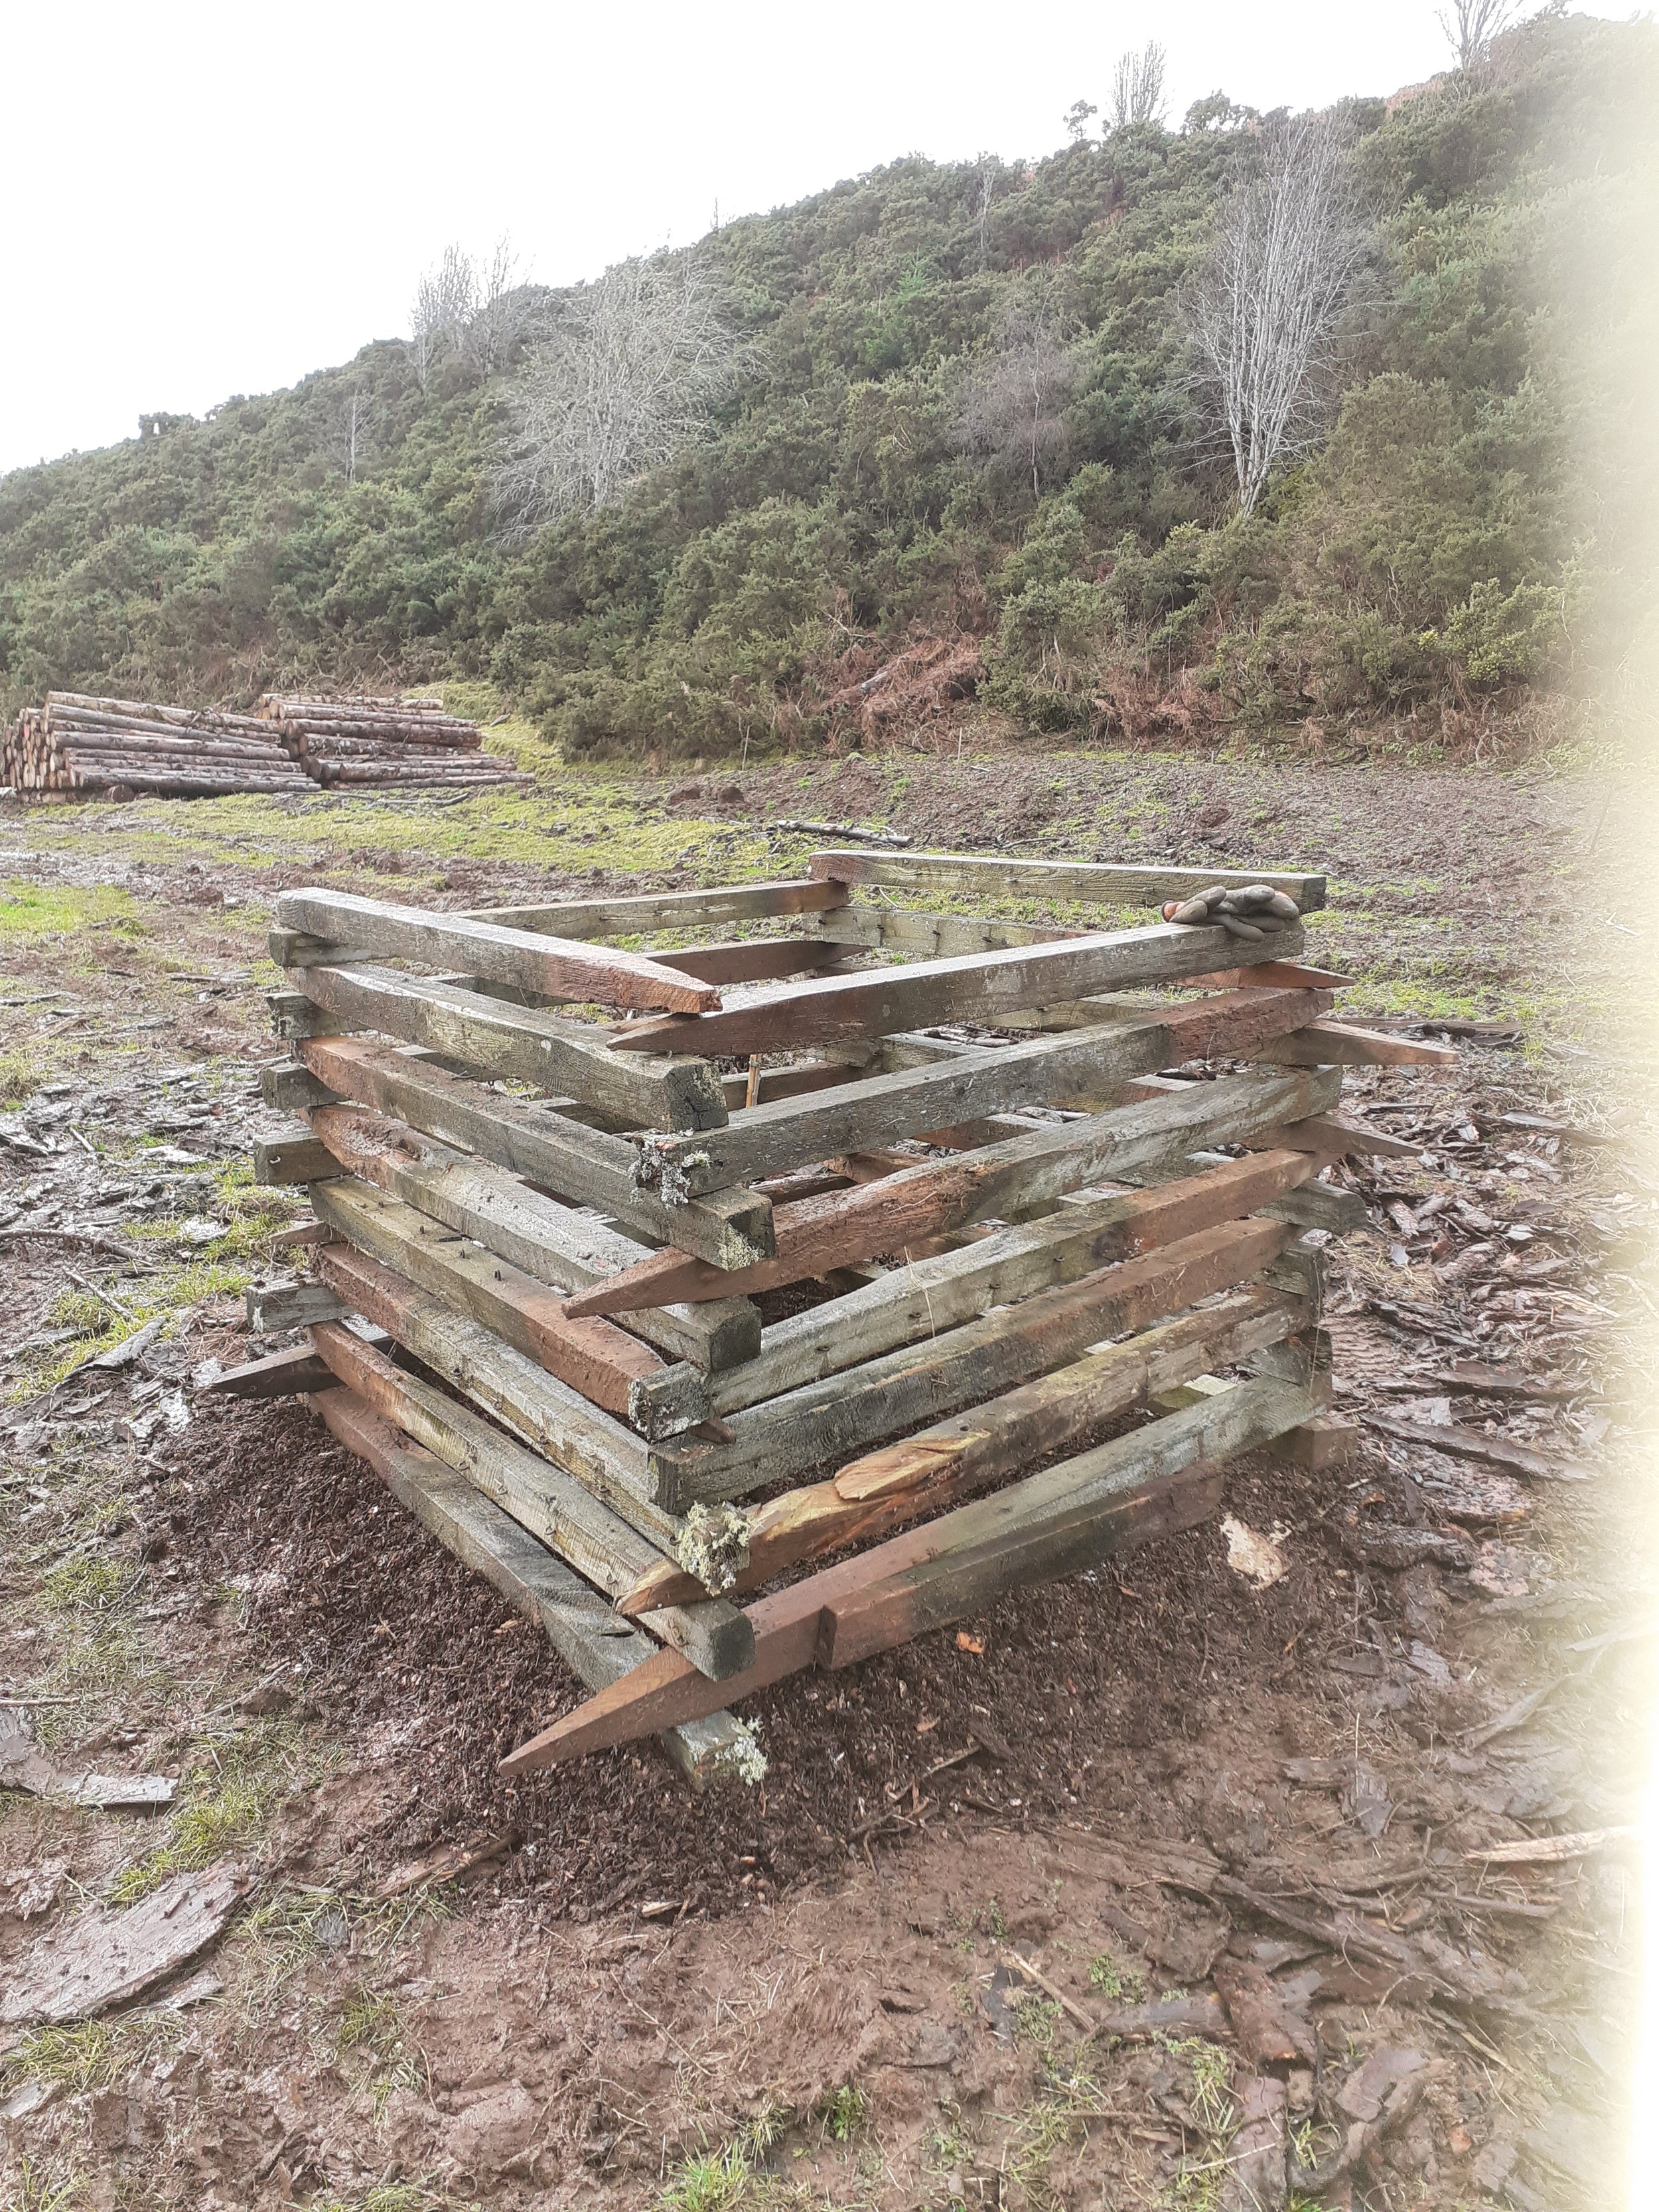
[
  {"x1": 308, "y1": 1177, "x2": 708, "y2": 1439},
  {"x1": 467, "y1": 879, "x2": 849, "y2": 939},
  {"x1": 311, "y1": 1388, "x2": 744, "y2": 1775},
  {"x1": 287, "y1": 963, "x2": 728, "y2": 1132},
  {"x1": 679, "y1": 1149, "x2": 1317, "y2": 1422},
  {"x1": 573, "y1": 1065, "x2": 1336, "y2": 1315},
  {"x1": 500, "y1": 1378, "x2": 1313, "y2": 1769},
  {"x1": 299, "y1": 1036, "x2": 771, "y2": 1268},
  {"x1": 607, "y1": 921, "x2": 1307, "y2": 1059},
  {"x1": 1248, "y1": 1020, "x2": 1459, "y2": 1069},
  {"x1": 274, "y1": 889, "x2": 720, "y2": 1013},
  {"x1": 621, "y1": 1285, "x2": 1306, "y2": 1609},
  {"x1": 630, "y1": 986, "x2": 1331, "y2": 1194},
  {"x1": 652, "y1": 1214, "x2": 1295, "y2": 1503},
  {"x1": 309, "y1": 1324, "x2": 753, "y2": 1680},
  {"x1": 805, "y1": 849, "x2": 1327, "y2": 910},
  {"x1": 314, "y1": 1242, "x2": 678, "y2": 1526},
  {"x1": 305, "y1": 1103, "x2": 758, "y2": 1372}
]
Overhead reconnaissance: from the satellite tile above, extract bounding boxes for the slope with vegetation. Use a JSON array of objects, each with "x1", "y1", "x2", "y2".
[{"x1": 0, "y1": 11, "x2": 1650, "y2": 762}]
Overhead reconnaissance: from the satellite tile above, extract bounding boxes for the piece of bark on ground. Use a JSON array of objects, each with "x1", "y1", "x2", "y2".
[{"x1": 0, "y1": 1864, "x2": 249, "y2": 2027}]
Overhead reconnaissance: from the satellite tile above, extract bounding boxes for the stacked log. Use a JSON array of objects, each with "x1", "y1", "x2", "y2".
[
  {"x1": 257, "y1": 694, "x2": 530, "y2": 790},
  {"x1": 1, "y1": 694, "x2": 313, "y2": 797}
]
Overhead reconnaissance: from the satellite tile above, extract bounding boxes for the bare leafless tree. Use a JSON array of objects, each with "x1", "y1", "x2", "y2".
[
  {"x1": 330, "y1": 386, "x2": 374, "y2": 484},
  {"x1": 410, "y1": 237, "x2": 536, "y2": 388},
  {"x1": 954, "y1": 305, "x2": 1076, "y2": 500},
  {"x1": 496, "y1": 252, "x2": 740, "y2": 531},
  {"x1": 1439, "y1": 0, "x2": 1524, "y2": 75},
  {"x1": 1110, "y1": 41, "x2": 1167, "y2": 129},
  {"x1": 410, "y1": 244, "x2": 478, "y2": 391},
  {"x1": 1184, "y1": 113, "x2": 1370, "y2": 516}
]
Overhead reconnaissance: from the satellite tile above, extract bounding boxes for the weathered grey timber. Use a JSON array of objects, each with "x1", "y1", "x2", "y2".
[
  {"x1": 253, "y1": 1130, "x2": 338, "y2": 1186},
  {"x1": 807, "y1": 849, "x2": 1327, "y2": 911},
  {"x1": 314, "y1": 1242, "x2": 677, "y2": 1528},
  {"x1": 609, "y1": 921, "x2": 1308, "y2": 1060},
  {"x1": 273, "y1": 891, "x2": 722, "y2": 1014},
  {"x1": 306, "y1": 1104, "x2": 759, "y2": 1371},
  {"x1": 632, "y1": 987, "x2": 1327, "y2": 1191},
  {"x1": 468, "y1": 878, "x2": 849, "y2": 938},
  {"x1": 307, "y1": 1179, "x2": 709, "y2": 1440},
  {"x1": 653, "y1": 1217, "x2": 1293, "y2": 1502},
  {"x1": 311, "y1": 1389, "x2": 743, "y2": 1777},
  {"x1": 802, "y1": 907, "x2": 1084, "y2": 958},
  {"x1": 287, "y1": 963, "x2": 728, "y2": 1132},
  {"x1": 300, "y1": 1037, "x2": 771, "y2": 1269},
  {"x1": 245, "y1": 1279, "x2": 348, "y2": 1332},
  {"x1": 309, "y1": 1325, "x2": 752, "y2": 1679},
  {"x1": 650, "y1": 1150, "x2": 1317, "y2": 1420}
]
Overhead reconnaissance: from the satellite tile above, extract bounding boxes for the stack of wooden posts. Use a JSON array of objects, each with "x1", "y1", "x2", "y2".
[
  {"x1": 257, "y1": 694, "x2": 530, "y2": 791},
  {"x1": 1, "y1": 693, "x2": 313, "y2": 797},
  {"x1": 220, "y1": 848, "x2": 1451, "y2": 1785}
]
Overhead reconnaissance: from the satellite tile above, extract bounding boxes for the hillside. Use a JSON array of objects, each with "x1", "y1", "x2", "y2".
[{"x1": 1, "y1": 10, "x2": 1652, "y2": 762}]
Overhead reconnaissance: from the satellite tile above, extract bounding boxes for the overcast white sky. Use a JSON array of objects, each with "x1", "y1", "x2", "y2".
[{"x1": 1, "y1": 1, "x2": 1607, "y2": 476}]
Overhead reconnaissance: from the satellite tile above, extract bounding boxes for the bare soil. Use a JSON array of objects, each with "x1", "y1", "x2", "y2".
[{"x1": 0, "y1": 750, "x2": 1648, "y2": 2212}]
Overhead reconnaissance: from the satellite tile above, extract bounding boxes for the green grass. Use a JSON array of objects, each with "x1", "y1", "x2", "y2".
[
  {"x1": 0, "y1": 878, "x2": 147, "y2": 942},
  {"x1": 1087, "y1": 1953, "x2": 1145, "y2": 2004},
  {"x1": 40, "y1": 1553, "x2": 139, "y2": 1611},
  {"x1": 0, "y1": 1042, "x2": 49, "y2": 1103},
  {"x1": 1, "y1": 2017, "x2": 171, "y2": 2098},
  {"x1": 108, "y1": 1724, "x2": 318, "y2": 1903}
]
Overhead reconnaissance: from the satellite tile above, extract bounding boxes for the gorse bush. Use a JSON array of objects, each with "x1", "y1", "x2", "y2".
[{"x1": 0, "y1": 13, "x2": 1650, "y2": 756}]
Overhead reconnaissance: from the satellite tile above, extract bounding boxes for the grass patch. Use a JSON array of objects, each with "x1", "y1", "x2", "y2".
[
  {"x1": 40, "y1": 1553, "x2": 139, "y2": 1611},
  {"x1": 1003, "y1": 2057, "x2": 1116, "y2": 2201},
  {"x1": 108, "y1": 1724, "x2": 317, "y2": 1904},
  {"x1": 0, "y1": 1043, "x2": 48, "y2": 1104},
  {"x1": 1, "y1": 2016, "x2": 173, "y2": 2098},
  {"x1": 0, "y1": 879, "x2": 146, "y2": 944},
  {"x1": 8, "y1": 1247, "x2": 273, "y2": 1404},
  {"x1": 659, "y1": 2104, "x2": 790, "y2": 2212},
  {"x1": 1087, "y1": 1953, "x2": 1145, "y2": 2004}
]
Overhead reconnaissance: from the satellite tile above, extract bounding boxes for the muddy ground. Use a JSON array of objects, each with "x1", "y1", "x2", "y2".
[{"x1": 0, "y1": 748, "x2": 1650, "y2": 2212}]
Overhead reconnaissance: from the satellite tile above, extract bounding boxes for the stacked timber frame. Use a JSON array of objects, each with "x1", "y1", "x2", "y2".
[{"x1": 233, "y1": 848, "x2": 1449, "y2": 1783}]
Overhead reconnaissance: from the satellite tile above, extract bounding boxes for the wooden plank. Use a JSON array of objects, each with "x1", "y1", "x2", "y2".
[
  {"x1": 273, "y1": 890, "x2": 722, "y2": 1014},
  {"x1": 245, "y1": 1279, "x2": 347, "y2": 1332},
  {"x1": 310, "y1": 1389, "x2": 740, "y2": 1775},
  {"x1": 573, "y1": 1067, "x2": 1337, "y2": 1317},
  {"x1": 648, "y1": 936, "x2": 862, "y2": 986},
  {"x1": 803, "y1": 907, "x2": 1085, "y2": 958},
  {"x1": 608, "y1": 921, "x2": 1307, "y2": 1059},
  {"x1": 622, "y1": 1286, "x2": 1306, "y2": 1609},
  {"x1": 624, "y1": 988, "x2": 1331, "y2": 1213},
  {"x1": 652, "y1": 1215, "x2": 1295, "y2": 1504},
  {"x1": 197, "y1": 1343, "x2": 342, "y2": 1398},
  {"x1": 261, "y1": 1057, "x2": 338, "y2": 1111},
  {"x1": 299, "y1": 1037, "x2": 772, "y2": 1270},
  {"x1": 1100, "y1": 1148, "x2": 1366, "y2": 1235},
  {"x1": 254, "y1": 1130, "x2": 338, "y2": 1187},
  {"x1": 314, "y1": 1243, "x2": 676, "y2": 1526},
  {"x1": 500, "y1": 1378, "x2": 1313, "y2": 1770},
  {"x1": 1242, "y1": 1112, "x2": 1426, "y2": 1168},
  {"x1": 1171, "y1": 962, "x2": 1352, "y2": 992},
  {"x1": 308, "y1": 1324, "x2": 753, "y2": 1680},
  {"x1": 806, "y1": 849, "x2": 1327, "y2": 911},
  {"x1": 305, "y1": 1104, "x2": 758, "y2": 1372},
  {"x1": 467, "y1": 879, "x2": 849, "y2": 938},
  {"x1": 308, "y1": 1179, "x2": 709, "y2": 1440},
  {"x1": 287, "y1": 964, "x2": 727, "y2": 1133},
  {"x1": 679, "y1": 1149, "x2": 1318, "y2": 1422},
  {"x1": 1249, "y1": 1021, "x2": 1457, "y2": 1069}
]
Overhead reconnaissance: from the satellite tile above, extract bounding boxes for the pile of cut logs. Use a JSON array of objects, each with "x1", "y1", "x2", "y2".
[
  {"x1": 257, "y1": 694, "x2": 528, "y2": 790},
  {"x1": 219, "y1": 848, "x2": 1455, "y2": 1786},
  {"x1": 1, "y1": 694, "x2": 313, "y2": 798}
]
